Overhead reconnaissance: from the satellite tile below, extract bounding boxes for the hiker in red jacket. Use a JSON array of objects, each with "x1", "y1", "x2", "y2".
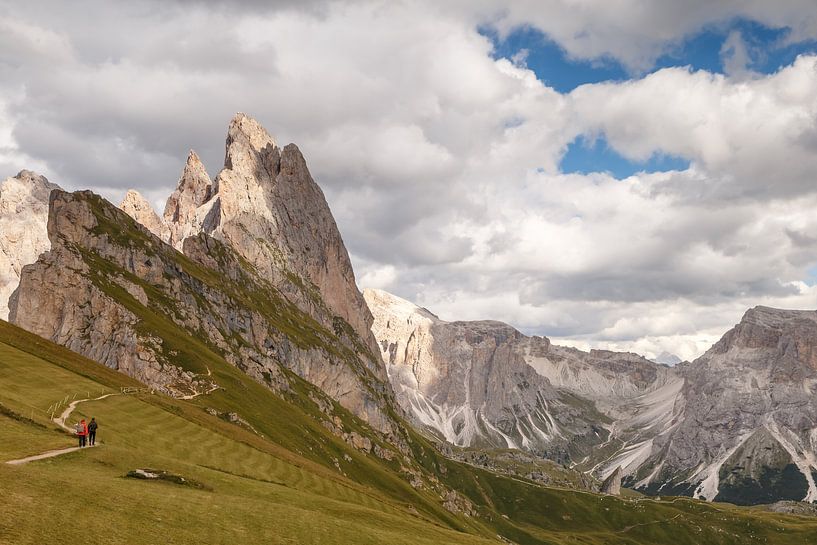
[{"x1": 76, "y1": 419, "x2": 88, "y2": 447}]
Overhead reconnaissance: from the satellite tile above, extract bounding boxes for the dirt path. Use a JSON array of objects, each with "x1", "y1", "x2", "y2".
[
  {"x1": 5, "y1": 445, "x2": 96, "y2": 465},
  {"x1": 177, "y1": 384, "x2": 220, "y2": 401},
  {"x1": 54, "y1": 393, "x2": 118, "y2": 432},
  {"x1": 4, "y1": 393, "x2": 117, "y2": 466},
  {"x1": 616, "y1": 513, "x2": 682, "y2": 534}
]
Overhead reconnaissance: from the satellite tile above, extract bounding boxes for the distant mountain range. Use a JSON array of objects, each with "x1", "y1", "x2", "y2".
[
  {"x1": 366, "y1": 289, "x2": 817, "y2": 505},
  {"x1": 652, "y1": 351, "x2": 683, "y2": 366}
]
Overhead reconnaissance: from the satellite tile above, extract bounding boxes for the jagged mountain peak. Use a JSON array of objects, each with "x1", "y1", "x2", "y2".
[
  {"x1": 0, "y1": 170, "x2": 60, "y2": 320},
  {"x1": 224, "y1": 112, "x2": 278, "y2": 174},
  {"x1": 207, "y1": 116, "x2": 377, "y2": 352},
  {"x1": 229, "y1": 112, "x2": 276, "y2": 147},
  {"x1": 164, "y1": 149, "x2": 213, "y2": 248},
  {"x1": 363, "y1": 288, "x2": 439, "y2": 323},
  {"x1": 108, "y1": 114, "x2": 376, "y2": 355},
  {"x1": 119, "y1": 189, "x2": 166, "y2": 240},
  {"x1": 186, "y1": 148, "x2": 204, "y2": 167}
]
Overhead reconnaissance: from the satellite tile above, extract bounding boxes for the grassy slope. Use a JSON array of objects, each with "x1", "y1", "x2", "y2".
[
  {"x1": 0, "y1": 324, "x2": 492, "y2": 545},
  {"x1": 2, "y1": 322, "x2": 817, "y2": 544}
]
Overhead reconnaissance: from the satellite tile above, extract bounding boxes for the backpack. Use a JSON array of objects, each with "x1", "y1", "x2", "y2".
[{"x1": 75, "y1": 423, "x2": 83, "y2": 435}]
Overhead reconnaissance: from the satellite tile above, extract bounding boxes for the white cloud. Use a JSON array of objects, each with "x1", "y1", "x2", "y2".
[
  {"x1": 3, "y1": 0, "x2": 817, "y2": 362},
  {"x1": 569, "y1": 57, "x2": 817, "y2": 200}
]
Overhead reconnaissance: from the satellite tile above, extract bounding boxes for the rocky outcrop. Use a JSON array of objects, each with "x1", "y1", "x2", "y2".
[
  {"x1": 119, "y1": 190, "x2": 168, "y2": 241},
  {"x1": 600, "y1": 466, "x2": 622, "y2": 495},
  {"x1": 0, "y1": 170, "x2": 59, "y2": 320},
  {"x1": 134, "y1": 114, "x2": 382, "y2": 378}
]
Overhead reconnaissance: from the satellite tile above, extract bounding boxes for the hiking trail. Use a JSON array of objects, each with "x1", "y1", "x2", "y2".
[{"x1": 5, "y1": 393, "x2": 118, "y2": 465}]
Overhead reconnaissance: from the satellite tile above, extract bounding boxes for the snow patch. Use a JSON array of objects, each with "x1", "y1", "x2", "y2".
[{"x1": 692, "y1": 431, "x2": 753, "y2": 501}]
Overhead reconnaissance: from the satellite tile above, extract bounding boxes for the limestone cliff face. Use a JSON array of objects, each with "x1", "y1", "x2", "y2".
[
  {"x1": 163, "y1": 150, "x2": 213, "y2": 249},
  {"x1": 364, "y1": 288, "x2": 611, "y2": 461},
  {"x1": 11, "y1": 189, "x2": 397, "y2": 435},
  {"x1": 8, "y1": 114, "x2": 397, "y2": 436},
  {"x1": 0, "y1": 171, "x2": 59, "y2": 320},
  {"x1": 367, "y1": 288, "x2": 817, "y2": 505},
  {"x1": 70, "y1": 113, "x2": 385, "y2": 425},
  {"x1": 202, "y1": 114, "x2": 381, "y2": 368},
  {"x1": 633, "y1": 307, "x2": 817, "y2": 505},
  {"x1": 11, "y1": 191, "x2": 203, "y2": 393}
]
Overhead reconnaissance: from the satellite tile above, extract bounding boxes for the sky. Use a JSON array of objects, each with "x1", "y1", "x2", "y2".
[{"x1": 3, "y1": 1, "x2": 817, "y2": 362}]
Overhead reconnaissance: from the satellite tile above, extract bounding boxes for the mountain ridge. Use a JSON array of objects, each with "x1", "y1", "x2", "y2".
[{"x1": 8, "y1": 114, "x2": 399, "y2": 438}]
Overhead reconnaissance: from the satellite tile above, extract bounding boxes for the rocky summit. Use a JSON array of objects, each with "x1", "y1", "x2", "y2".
[{"x1": 366, "y1": 288, "x2": 817, "y2": 505}]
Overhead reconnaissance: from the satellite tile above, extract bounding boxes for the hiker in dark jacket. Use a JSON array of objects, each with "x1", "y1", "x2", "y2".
[{"x1": 88, "y1": 418, "x2": 98, "y2": 446}]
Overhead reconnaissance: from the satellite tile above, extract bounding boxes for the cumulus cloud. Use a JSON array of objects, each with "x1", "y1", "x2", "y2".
[
  {"x1": 2, "y1": 0, "x2": 817, "y2": 361},
  {"x1": 569, "y1": 58, "x2": 817, "y2": 201},
  {"x1": 463, "y1": 0, "x2": 817, "y2": 72}
]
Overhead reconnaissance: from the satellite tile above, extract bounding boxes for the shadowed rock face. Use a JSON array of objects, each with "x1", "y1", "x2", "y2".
[{"x1": 0, "y1": 170, "x2": 59, "y2": 319}]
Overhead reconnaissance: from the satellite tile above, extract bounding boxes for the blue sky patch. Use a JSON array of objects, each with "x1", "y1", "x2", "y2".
[
  {"x1": 480, "y1": 25, "x2": 628, "y2": 93},
  {"x1": 482, "y1": 18, "x2": 817, "y2": 94},
  {"x1": 805, "y1": 265, "x2": 817, "y2": 287},
  {"x1": 560, "y1": 135, "x2": 690, "y2": 178}
]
